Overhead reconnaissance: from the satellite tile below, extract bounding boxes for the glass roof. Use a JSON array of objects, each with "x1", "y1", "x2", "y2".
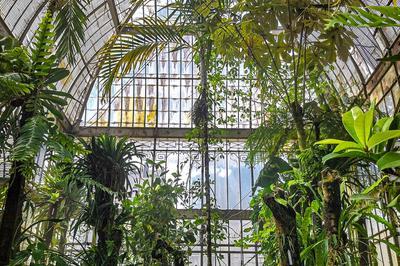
[{"x1": 0, "y1": 0, "x2": 398, "y2": 127}]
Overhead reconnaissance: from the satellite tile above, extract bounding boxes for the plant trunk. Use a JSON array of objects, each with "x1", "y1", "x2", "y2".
[
  {"x1": 290, "y1": 102, "x2": 307, "y2": 151},
  {"x1": 199, "y1": 40, "x2": 212, "y2": 265},
  {"x1": 95, "y1": 190, "x2": 121, "y2": 266},
  {"x1": 43, "y1": 200, "x2": 60, "y2": 249},
  {"x1": 0, "y1": 110, "x2": 31, "y2": 266},
  {"x1": 321, "y1": 170, "x2": 342, "y2": 266},
  {"x1": 263, "y1": 195, "x2": 301, "y2": 266}
]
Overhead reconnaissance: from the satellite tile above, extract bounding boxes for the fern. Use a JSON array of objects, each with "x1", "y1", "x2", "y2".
[
  {"x1": 31, "y1": 11, "x2": 57, "y2": 79},
  {"x1": 12, "y1": 116, "x2": 49, "y2": 162}
]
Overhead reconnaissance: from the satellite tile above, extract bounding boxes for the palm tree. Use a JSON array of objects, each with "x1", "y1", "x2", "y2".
[
  {"x1": 78, "y1": 134, "x2": 142, "y2": 265},
  {"x1": 98, "y1": 1, "x2": 224, "y2": 263}
]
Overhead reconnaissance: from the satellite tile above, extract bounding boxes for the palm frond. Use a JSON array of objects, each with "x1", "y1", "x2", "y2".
[
  {"x1": 98, "y1": 17, "x2": 188, "y2": 100},
  {"x1": 54, "y1": 0, "x2": 90, "y2": 65},
  {"x1": 326, "y1": 6, "x2": 400, "y2": 30}
]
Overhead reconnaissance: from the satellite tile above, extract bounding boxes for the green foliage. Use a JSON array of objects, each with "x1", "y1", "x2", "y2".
[
  {"x1": 122, "y1": 176, "x2": 198, "y2": 265},
  {"x1": 99, "y1": 16, "x2": 186, "y2": 99},
  {"x1": 315, "y1": 105, "x2": 400, "y2": 170},
  {"x1": 253, "y1": 156, "x2": 292, "y2": 193},
  {"x1": 54, "y1": 0, "x2": 90, "y2": 65},
  {"x1": 10, "y1": 242, "x2": 75, "y2": 266},
  {"x1": 326, "y1": 6, "x2": 400, "y2": 30}
]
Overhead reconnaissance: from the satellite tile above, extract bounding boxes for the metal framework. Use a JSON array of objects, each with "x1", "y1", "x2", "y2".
[{"x1": 1, "y1": 0, "x2": 400, "y2": 265}]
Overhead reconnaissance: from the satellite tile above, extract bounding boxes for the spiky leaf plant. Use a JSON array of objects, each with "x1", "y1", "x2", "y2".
[{"x1": 76, "y1": 134, "x2": 143, "y2": 265}]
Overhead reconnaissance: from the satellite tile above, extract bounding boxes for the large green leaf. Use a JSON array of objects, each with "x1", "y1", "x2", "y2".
[
  {"x1": 12, "y1": 116, "x2": 49, "y2": 162},
  {"x1": 364, "y1": 105, "x2": 374, "y2": 140},
  {"x1": 354, "y1": 112, "x2": 367, "y2": 146},
  {"x1": 333, "y1": 141, "x2": 363, "y2": 153},
  {"x1": 44, "y1": 68, "x2": 70, "y2": 84},
  {"x1": 376, "y1": 152, "x2": 400, "y2": 170},
  {"x1": 374, "y1": 117, "x2": 394, "y2": 133},
  {"x1": 342, "y1": 110, "x2": 360, "y2": 144},
  {"x1": 322, "y1": 150, "x2": 367, "y2": 164},
  {"x1": 366, "y1": 130, "x2": 400, "y2": 150}
]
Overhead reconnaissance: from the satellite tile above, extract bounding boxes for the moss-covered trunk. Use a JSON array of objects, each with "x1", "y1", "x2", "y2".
[
  {"x1": 263, "y1": 195, "x2": 301, "y2": 266},
  {"x1": 95, "y1": 190, "x2": 122, "y2": 266},
  {"x1": 321, "y1": 170, "x2": 342, "y2": 266},
  {"x1": 290, "y1": 102, "x2": 307, "y2": 151}
]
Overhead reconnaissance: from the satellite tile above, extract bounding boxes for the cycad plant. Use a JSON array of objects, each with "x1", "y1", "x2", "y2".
[{"x1": 77, "y1": 134, "x2": 142, "y2": 265}]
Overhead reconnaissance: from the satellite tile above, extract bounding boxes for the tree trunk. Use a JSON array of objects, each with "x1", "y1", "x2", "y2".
[
  {"x1": 0, "y1": 161, "x2": 25, "y2": 265},
  {"x1": 321, "y1": 170, "x2": 342, "y2": 266},
  {"x1": 263, "y1": 195, "x2": 301, "y2": 266},
  {"x1": 0, "y1": 110, "x2": 31, "y2": 266},
  {"x1": 199, "y1": 40, "x2": 212, "y2": 266},
  {"x1": 95, "y1": 190, "x2": 121, "y2": 266},
  {"x1": 290, "y1": 102, "x2": 307, "y2": 151},
  {"x1": 43, "y1": 200, "x2": 60, "y2": 249}
]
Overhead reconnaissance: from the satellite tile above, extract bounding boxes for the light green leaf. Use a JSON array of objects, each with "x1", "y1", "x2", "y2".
[
  {"x1": 275, "y1": 198, "x2": 287, "y2": 206},
  {"x1": 376, "y1": 152, "x2": 400, "y2": 170},
  {"x1": 322, "y1": 150, "x2": 367, "y2": 164},
  {"x1": 364, "y1": 105, "x2": 374, "y2": 140},
  {"x1": 314, "y1": 139, "x2": 346, "y2": 145},
  {"x1": 354, "y1": 113, "x2": 366, "y2": 147},
  {"x1": 342, "y1": 110, "x2": 360, "y2": 143},
  {"x1": 387, "y1": 194, "x2": 400, "y2": 208},
  {"x1": 374, "y1": 117, "x2": 393, "y2": 133},
  {"x1": 333, "y1": 141, "x2": 363, "y2": 153},
  {"x1": 366, "y1": 130, "x2": 400, "y2": 150},
  {"x1": 362, "y1": 176, "x2": 386, "y2": 195},
  {"x1": 300, "y1": 239, "x2": 326, "y2": 259}
]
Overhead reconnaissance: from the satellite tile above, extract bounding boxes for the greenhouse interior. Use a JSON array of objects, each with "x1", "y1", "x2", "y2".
[{"x1": 2, "y1": 0, "x2": 400, "y2": 265}]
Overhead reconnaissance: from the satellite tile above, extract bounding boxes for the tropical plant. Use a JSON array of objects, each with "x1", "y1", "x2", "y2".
[
  {"x1": 0, "y1": 10, "x2": 75, "y2": 264},
  {"x1": 76, "y1": 134, "x2": 143, "y2": 265},
  {"x1": 122, "y1": 174, "x2": 198, "y2": 265},
  {"x1": 315, "y1": 104, "x2": 400, "y2": 171},
  {"x1": 98, "y1": 1, "x2": 228, "y2": 264}
]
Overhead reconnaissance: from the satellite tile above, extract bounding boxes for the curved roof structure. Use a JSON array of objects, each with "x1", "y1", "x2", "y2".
[{"x1": 0, "y1": 0, "x2": 399, "y2": 128}]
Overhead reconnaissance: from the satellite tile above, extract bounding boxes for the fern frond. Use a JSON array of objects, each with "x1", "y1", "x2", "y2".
[
  {"x1": 31, "y1": 11, "x2": 57, "y2": 79},
  {"x1": 12, "y1": 115, "x2": 49, "y2": 162}
]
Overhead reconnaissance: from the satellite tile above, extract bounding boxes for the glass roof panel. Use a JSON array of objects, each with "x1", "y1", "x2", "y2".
[{"x1": 0, "y1": 0, "x2": 399, "y2": 126}]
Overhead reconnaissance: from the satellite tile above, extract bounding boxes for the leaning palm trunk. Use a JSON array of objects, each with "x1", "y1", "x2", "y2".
[{"x1": 263, "y1": 194, "x2": 301, "y2": 266}]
